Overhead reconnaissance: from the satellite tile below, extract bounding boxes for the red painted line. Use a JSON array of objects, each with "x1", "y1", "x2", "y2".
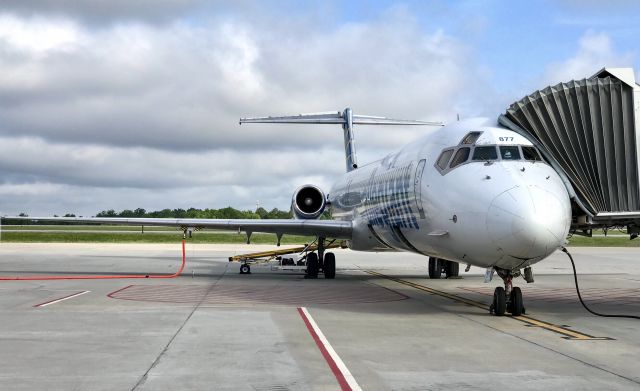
[
  {"x1": 106, "y1": 285, "x2": 134, "y2": 298},
  {"x1": 33, "y1": 290, "x2": 89, "y2": 307},
  {"x1": 297, "y1": 307, "x2": 351, "y2": 391}
]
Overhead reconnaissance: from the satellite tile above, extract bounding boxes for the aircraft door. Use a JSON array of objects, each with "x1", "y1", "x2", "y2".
[{"x1": 414, "y1": 159, "x2": 426, "y2": 219}]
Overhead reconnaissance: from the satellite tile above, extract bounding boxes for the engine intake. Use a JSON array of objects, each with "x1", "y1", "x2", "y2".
[{"x1": 292, "y1": 184, "x2": 326, "y2": 219}]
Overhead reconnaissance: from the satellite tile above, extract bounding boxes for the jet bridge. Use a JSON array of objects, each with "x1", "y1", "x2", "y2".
[{"x1": 498, "y1": 68, "x2": 640, "y2": 234}]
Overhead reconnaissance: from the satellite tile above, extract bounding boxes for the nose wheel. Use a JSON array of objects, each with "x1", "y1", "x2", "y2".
[
  {"x1": 489, "y1": 271, "x2": 525, "y2": 316},
  {"x1": 509, "y1": 287, "x2": 524, "y2": 316}
]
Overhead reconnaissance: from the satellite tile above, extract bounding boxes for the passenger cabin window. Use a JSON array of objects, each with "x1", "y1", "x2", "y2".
[
  {"x1": 450, "y1": 147, "x2": 470, "y2": 168},
  {"x1": 472, "y1": 146, "x2": 498, "y2": 161},
  {"x1": 461, "y1": 131, "x2": 482, "y2": 145},
  {"x1": 436, "y1": 149, "x2": 454, "y2": 170},
  {"x1": 522, "y1": 146, "x2": 542, "y2": 161},
  {"x1": 500, "y1": 146, "x2": 521, "y2": 160}
]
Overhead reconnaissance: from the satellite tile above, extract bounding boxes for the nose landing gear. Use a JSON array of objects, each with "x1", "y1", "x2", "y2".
[{"x1": 489, "y1": 269, "x2": 525, "y2": 316}]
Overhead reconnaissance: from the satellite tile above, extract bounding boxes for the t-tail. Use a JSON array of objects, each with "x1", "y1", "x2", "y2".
[{"x1": 240, "y1": 108, "x2": 443, "y2": 172}]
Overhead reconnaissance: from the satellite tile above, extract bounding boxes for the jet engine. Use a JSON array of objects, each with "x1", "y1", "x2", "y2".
[{"x1": 292, "y1": 185, "x2": 326, "y2": 219}]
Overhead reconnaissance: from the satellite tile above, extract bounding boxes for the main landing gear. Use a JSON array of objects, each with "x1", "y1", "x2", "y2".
[
  {"x1": 305, "y1": 237, "x2": 336, "y2": 279},
  {"x1": 490, "y1": 268, "x2": 525, "y2": 316},
  {"x1": 428, "y1": 257, "x2": 459, "y2": 279}
]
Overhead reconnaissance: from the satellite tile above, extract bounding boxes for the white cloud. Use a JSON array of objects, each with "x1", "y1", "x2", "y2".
[
  {"x1": 0, "y1": 14, "x2": 81, "y2": 53},
  {"x1": 0, "y1": 7, "x2": 486, "y2": 215}
]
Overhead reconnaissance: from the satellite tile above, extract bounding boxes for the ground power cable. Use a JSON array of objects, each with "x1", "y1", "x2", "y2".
[
  {"x1": 0, "y1": 240, "x2": 186, "y2": 281},
  {"x1": 562, "y1": 247, "x2": 640, "y2": 320}
]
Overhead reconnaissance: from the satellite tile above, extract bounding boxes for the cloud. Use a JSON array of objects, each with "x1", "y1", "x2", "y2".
[
  {"x1": 0, "y1": 11, "x2": 475, "y2": 150},
  {"x1": 542, "y1": 31, "x2": 636, "y2": 85},
  {"x1": 0, "y1": 6, "x2": 486, "y2": 215},
  {"x1": 0, "y1": 0, "x2": 200, "y2": 25},
  {"x1": 0, "y1": 136, "x2": 344, "y2": 188}
]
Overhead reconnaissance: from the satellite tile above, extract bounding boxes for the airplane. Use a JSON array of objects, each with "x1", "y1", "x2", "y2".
[{"x1": 2, "y1": 108, "x2": 572, "y2": 317}]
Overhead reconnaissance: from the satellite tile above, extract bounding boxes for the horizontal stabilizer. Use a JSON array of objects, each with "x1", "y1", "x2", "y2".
[
  {"x1": 240, "y1": 107, "x2": 442, "y2": 172},
  {"x1": 240, "y1": 111, "x2": 443, "y2": 126}
]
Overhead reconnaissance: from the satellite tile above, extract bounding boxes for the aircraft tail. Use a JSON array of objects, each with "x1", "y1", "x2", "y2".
[{"x1": 240, "y1": 108, "x2": 443, "y2": 172}]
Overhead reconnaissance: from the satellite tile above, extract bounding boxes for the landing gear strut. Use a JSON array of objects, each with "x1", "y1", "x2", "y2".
[{"x1": 490, "y1": 268, "x2": 525, "y2": 316}]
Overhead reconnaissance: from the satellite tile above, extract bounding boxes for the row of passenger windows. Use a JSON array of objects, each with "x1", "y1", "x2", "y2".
[{"x1": 436, "y1": 145, "x2": 542, "y2": 171}]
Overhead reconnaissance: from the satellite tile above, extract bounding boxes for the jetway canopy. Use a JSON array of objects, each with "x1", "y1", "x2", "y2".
[{"x1": 499, "y1": 67, "x2": 640, "y2": 228}]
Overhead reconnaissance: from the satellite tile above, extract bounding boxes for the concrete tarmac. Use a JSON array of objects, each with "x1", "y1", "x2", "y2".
[{"x1": 0, "y1": 243, "x2": 638, "y2": 390}]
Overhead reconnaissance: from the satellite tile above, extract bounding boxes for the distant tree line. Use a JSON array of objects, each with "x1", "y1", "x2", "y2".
[{"x1": 95, "y1": 207, "x2": 292, "y2": 219}]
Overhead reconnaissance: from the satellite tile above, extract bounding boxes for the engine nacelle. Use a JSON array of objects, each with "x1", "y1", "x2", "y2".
[{"x1": 291, "y1": 184, "x2": 326, "y2": 219}]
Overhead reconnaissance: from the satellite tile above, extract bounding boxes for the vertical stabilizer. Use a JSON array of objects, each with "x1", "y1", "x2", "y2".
[{"x1": 342, "y1": 108, "x2": 357, "y2": 171}]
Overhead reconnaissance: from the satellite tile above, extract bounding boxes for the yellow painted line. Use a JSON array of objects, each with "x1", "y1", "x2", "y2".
[{"x1": 366, "y1": 270, "x2": 612, "y2": 341}]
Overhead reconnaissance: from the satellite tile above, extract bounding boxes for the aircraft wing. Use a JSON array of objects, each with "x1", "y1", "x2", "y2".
[{"x1": 2, "y1": 216, "x2": 353, "y2": 239}]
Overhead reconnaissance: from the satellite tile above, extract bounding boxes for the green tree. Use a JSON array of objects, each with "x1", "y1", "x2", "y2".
[
  {"x1": 119, "y1": 209, "x2": 136, "y2": 217},
  {"x1": 173, "y1": 208, "x2": 187, "y2": 218},
  {"x1": 267, "y1": 208, "x2": 292, "y2": 219},
  {"x1": 255, "y1": 207, "x2": 268, "y2": 219},
  {"x1": 97, "y1": 210, "x2": 117, "y2": 217},
  {"x1": 186, "y1": 208, "x2": 200, "y2": 218}
]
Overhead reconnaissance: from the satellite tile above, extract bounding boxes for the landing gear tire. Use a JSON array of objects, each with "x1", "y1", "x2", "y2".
[
  {"x1": 445, "y1": 261, "x2": 459, "y2": 278},
  {"x1": 305, "y1": 253, "x2": 319, "y2": 279},
  {"x1": 323, "y1": 252, "x2": 336, "y2": 279},
  {"x1": 239, "y1": 264, "x2": 251, "y2": 274},
  {"x1": 428, "y1": 257, "x2": 441, "y2": 279},
  {"x1": 492, "y1": 287, "x2": 506, "y2": 316},
  {"x1": 509, "y1": 287, "x2": 524, "y2": 316}
]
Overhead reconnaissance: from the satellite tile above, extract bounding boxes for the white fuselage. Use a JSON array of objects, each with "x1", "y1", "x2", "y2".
[{"x1": 328, "y1": 118, "x2": 572, "y2": 271}]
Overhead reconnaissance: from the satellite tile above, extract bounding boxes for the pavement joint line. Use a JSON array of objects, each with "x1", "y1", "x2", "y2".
[
  {"x1": 365, "y1": 270, "x2": 612, "y2": 341},
  {"x1": 130, "y1": 258, "x2": 230, "y2": 390}
]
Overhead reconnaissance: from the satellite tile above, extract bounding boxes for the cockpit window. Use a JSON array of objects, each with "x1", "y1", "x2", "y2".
[
  {"x1": 522, "y1": 146, "x2": 542, "y2": 161},
  {"x1": 450, "y1": 147, "x2": 470, "y2": 168},
  {"x1": 460, "y1": 131, "x2": 482, "y2": 145},
  {"x1": 500, "y1": 146, "x2": 521, "y2": 160},
  {"x1": 436, "y1": 149, "x2": 454, "y2": 170},
  {"x1": 436, "y1": 143, "x2": 545, "y2": 175},
  {"x1": 472, "y1": 146, "x2": 498, "y2": 161}
]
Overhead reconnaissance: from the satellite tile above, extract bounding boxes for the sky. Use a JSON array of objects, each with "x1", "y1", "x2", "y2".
[{"x1": 0, "y1": 0, "x2": 639, "y2": 216}]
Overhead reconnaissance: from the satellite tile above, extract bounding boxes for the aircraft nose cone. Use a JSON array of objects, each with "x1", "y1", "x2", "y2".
[{"x1": 487, "y1": 186, "x2": 569, "y2": 260}]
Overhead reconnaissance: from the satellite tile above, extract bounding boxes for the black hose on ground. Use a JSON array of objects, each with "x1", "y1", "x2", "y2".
[{"x1": 561, "y1": 247, "x2": 640, "y2": 320}]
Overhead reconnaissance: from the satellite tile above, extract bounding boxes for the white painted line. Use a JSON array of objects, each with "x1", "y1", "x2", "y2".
[
  {"x1": 34, "y1": 290, "x2": 90, "y2": 307},
  {"x1": 298, "y1": 307, "x2": 362, "y2": 391}
]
